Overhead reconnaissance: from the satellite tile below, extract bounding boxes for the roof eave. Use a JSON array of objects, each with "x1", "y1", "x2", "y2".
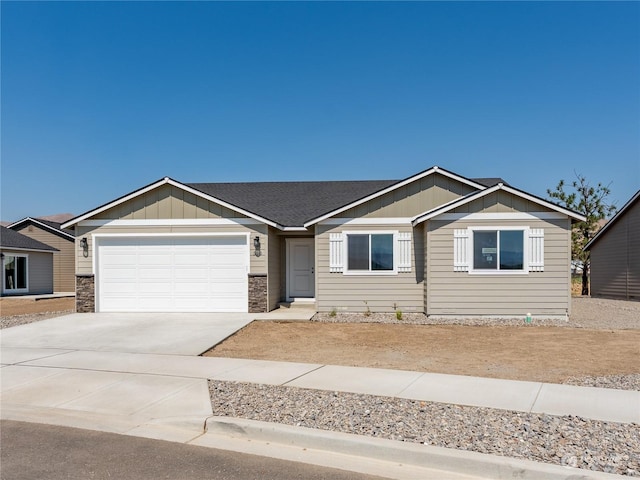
[
  {"x1": 9, "y1": 217, "x2": 75, "y2": 240},
  {"x1": 411, "y1": 183, "x2": 586, "y2": 226},
  {"x1": 62, "y1": 177, "x2": 282, "y2": 230},
  {"x1": 303, "y1": 166, "x2": 487, "y2": 228}
]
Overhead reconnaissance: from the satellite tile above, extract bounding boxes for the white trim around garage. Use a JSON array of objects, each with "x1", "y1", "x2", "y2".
[
  {"x1": 79, "y1": 218, "x2": 264, "y2": 227},
  {"x1": 93, "y1": 232, "x2": 251, "y2": 312}
]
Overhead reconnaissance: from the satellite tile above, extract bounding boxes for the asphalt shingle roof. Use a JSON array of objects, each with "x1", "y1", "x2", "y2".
[
  {"x1": 187, "y1": 177, "x2": 508, "y2": 227},
  {"x1": 187, "y1": 180, "x2": 399, "y2": 227},
  {"x1": 33, "y1": 218, "x2": 75, "y2": 236},
  {"x1": 0, "y1": 226, "x2": 59, "y2": 252}
]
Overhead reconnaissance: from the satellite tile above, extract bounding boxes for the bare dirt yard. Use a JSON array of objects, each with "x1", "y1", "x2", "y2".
[
  {"x1": 0, "y1": 297, "x2": 75, "y2": 329},
  {"x1": 204, "y1": 298, "x2": 640, "y2": 384}
]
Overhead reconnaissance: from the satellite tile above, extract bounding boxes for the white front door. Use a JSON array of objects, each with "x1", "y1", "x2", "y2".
[{"x1": 287, "y1": 238, "x2": 315, "y2": 299}]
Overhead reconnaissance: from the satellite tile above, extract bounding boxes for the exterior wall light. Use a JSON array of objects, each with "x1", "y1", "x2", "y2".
[
  {"x1": 254, "y1": 236, "x2": 261, "y2": 257},
  {"x1": 80, "y1": 237, "x2": 89, "y2": 258}
]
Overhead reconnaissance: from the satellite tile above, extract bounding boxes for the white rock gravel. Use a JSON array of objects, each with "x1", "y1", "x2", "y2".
[
  {"x1": 0, "y1": 311, "x2": 73, "y2": 329},
  {"x1": 209, "y1": 380, "x2": 640, "y2": 477},
  {"x1": 313, "y1": 296, "x2": 640, "y2": 330}
]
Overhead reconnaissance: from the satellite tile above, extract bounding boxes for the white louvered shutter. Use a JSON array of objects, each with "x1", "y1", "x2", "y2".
[
  {"x1": 528, "y1": 228, "x2": 544, "y2": 272},
  {"x1": 453, "y1": 229, "x2": 470, "y2": 272},
  {"x1": 397, "y1": 232, "x2": 412, "y2": 272},
  {"x1": 329, "y1": 233, "x2": 344, "y2": 272}
]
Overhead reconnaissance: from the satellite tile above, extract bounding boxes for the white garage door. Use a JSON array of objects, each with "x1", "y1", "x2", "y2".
[{"x1": 96, "y1": 236, "x2": 248, "y2": 312}]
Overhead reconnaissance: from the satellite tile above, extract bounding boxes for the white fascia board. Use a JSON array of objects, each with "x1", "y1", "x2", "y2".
[
  {"x1": 303, "y1": 166, "x2": 487, "y2": 228},
  {"x1": 62, "y1": 177, "x2": 282, "y2": 230},
  {"x1": 584, "y1": 189, "x2": 640, "y2": 250},
  {"x1": 8, "y1": 217, "x2": 75, "y2": 240},
  {"x1": 78, "y1": 218, "x2": 265, "y2": 227},
  {"x1": 319, "y1": 217, "x2": 413, "y2": 226},
  {"x1": 411, "y1": 185, "x2": 502, "y2": 226},
  {"x1": 412, "y1": 184, "x2": 586, "y2": 226},
  {"x1": 0, "y1": 246, "x2": 57, "y2": 254},
  {"x1": 281, "y1": 226, "x2": 310, "y2": 231}
]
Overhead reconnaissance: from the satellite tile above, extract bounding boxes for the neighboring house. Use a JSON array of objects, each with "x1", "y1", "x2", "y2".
[
  {"x1": 8, "y1": 217, "x2": 76, "y2": 292},
  {"x1": 585, "y1": 190, "x2": 640, "y2": 301},
  {"x1": 61, "y1": 166, "x2": 585, "y2": 317},
  {"x1": 0, "y1": 226, "x2": 58, "y2": 296}
]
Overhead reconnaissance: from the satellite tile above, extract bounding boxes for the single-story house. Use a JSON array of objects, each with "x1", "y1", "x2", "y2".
[
  {"x1": 8, "y1": 217, "x2": 76, "y2": 292},
  {"x1": 61, "y1": 166, "x2": 585, "y2": 318},
  {"x1": 1, "y1": 226, "x2": 58, "y2": 296},
  {"x1": 585, "y1": 190, "x2": 640, "y2": 301}
]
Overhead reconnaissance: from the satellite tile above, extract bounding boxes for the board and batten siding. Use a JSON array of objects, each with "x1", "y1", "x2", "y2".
[
  {"x1": 13, "y1": 224, "x2": 75, "y2": 292},
  {"x1": 425, "y1": 217, "x2": 572, "y2": 317},
  {"x1": 336, "y1": 173, "x2": 476, "y2": 219},
  {"x1": 590, "y1": 198, "x2": 640, "y2": 300},
  {"x1": 315, "y1": 223, "x2": 424, "y2": 313},
  {"x1": 93, "y1": 184, "x2": 246, "y2": 221}
]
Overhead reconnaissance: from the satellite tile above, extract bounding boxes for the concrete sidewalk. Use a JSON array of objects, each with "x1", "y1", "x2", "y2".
[
  {"x1": 1, "y1": 347, "x2": 636, "y2": 479},
  {"x1": 2, "y1": 347, "x2": 638, "y2": 424}
]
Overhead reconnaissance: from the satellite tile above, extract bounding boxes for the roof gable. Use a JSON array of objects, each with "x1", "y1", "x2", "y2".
[
  {"x1": 0, "y1": 226, "x2": 59, "y2": 252},
  {"x1": 412, "y1": 183, "x2": 586, "y2": 225},
  {"x1": 584, "y1": 189, "x2": 640, "y2": 250},
  {"x1": 8, "y1": 217, "x2": 75, "y2": 240},
  {"x1": 302, "y1": 166, "x2": 487, "y2": 227},
  {"x1": 62, "y1": 177, "x2": 281, "y2": 229}
]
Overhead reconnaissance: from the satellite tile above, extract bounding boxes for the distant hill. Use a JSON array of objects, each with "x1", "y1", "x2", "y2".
[{"x1": 0, "y1": 213, "x2": 75, "y2": 227}]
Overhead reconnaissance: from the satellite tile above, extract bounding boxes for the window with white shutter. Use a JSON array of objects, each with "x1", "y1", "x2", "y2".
[
  {"x1": 528, "y1": 228, "x2": 544, "y2": 272},
  {"x1": 453, "y1": 229, "x2": 470, "y2": 272},
  {"x1": 329, "y1": 233, "x2": 344, "y2": 272},
  {"x1": 397, "y1": 232, "x2": 412, "y2": 273},
  {"x1": 456, "y1": 226, "x2": 544, "y2": 274}
]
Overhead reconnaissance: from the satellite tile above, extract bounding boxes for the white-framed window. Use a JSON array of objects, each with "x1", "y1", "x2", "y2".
[
  {"x1": 329, "y1": 230, "x2": 412, "y2": 275},
  {"x1": 453, "y1": 226, "x2": 544, "y2": 274},
  {"x1": 3, "y1": 254, "x2": 28, "y2": 292}
]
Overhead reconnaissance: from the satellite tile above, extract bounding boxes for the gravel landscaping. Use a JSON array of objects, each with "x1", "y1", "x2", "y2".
[
  {"x1": 209, "y1": 380, "x2": 640, "y2": 477},
  {"x1": 0, "y1": 311, "x2": 73, "y2": 329},
  {"x1": 313, "y1": 296, "x2": 640, "y2": 330}
]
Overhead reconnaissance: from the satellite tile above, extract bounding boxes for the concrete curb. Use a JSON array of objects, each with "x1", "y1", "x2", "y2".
[{"x1": 204, "y1": 416, "x2": 624, "y2": 480}]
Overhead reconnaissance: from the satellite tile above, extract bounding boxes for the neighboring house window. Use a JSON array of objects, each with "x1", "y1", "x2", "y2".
[
  {"x1": 3, "y1": 254, "x2": 28, "y2": 292},
  {"x1": 453, "y1": 227, "x2": 544, "y2": 274},
  {"x1": 329, "y1": 231, "x2": 412, "y2": 274}
]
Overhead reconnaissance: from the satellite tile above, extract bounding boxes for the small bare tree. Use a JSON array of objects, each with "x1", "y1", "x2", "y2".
[{"x1": 547, "y1": 174, "x2": 616, "y2": 296}]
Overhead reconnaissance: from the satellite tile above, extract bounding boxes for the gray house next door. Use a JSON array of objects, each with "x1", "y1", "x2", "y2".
[{"x1": 287, "y1": 238, "x2": 315, "y2": 299}]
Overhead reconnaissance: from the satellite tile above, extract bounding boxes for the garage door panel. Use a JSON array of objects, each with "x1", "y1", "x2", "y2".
[{"x1": 97, "y1": 236, "x2": 249, "y2": 312}]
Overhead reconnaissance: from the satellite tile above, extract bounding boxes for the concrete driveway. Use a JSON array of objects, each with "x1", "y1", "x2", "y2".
[{"x1": 0, "y1": 312, "x2": 255, "y2": 355}]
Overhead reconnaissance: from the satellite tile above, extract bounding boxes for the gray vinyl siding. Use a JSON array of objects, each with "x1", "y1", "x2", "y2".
[
  {"x1": 267, "y1": 227, "x2": 282, "y2": 310},
  {"x1": 0, "y1": 249, "x2": 54, "y2": 295},
  {"x1": 337, "y1": 173, "x2": 476, "y2": 218},
  {"x1": 590, "y1": 198, "x2": 640, "y2": 300},
  {"x1": 28, "y1": 252, "x2": 54, "y2": 294},
  {"x1": 13, "y1": 225, "x2": 75, "y2": 292},
  {"x1": 315, "y1": 223, "x2": 424, "y2": 313},
  {"x1": 425, "y1": 217, "x2": 572, "y2": 317}
]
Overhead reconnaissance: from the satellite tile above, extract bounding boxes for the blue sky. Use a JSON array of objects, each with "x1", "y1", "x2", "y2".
[{"x1": 2, "y1": 1, "x2": 638, "y2": 221}]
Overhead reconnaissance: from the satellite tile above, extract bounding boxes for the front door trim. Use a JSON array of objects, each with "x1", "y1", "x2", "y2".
[{"x1": 286, "y1": 237, "x2": 315, "y2": 301}]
